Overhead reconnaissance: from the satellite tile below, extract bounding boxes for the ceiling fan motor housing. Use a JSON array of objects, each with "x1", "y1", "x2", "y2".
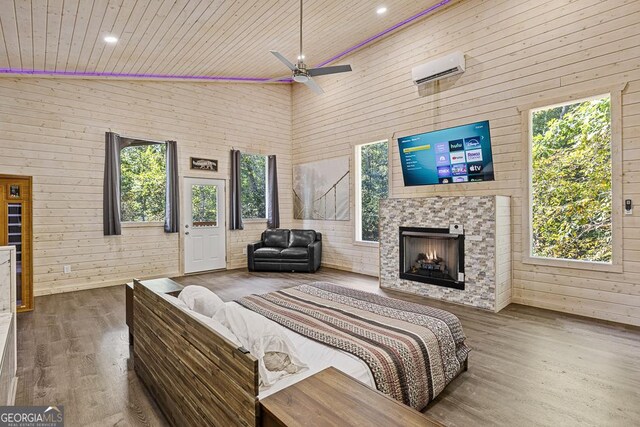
[{"x1": 293, "y1": 62, "x2": 310, "y2": 82}]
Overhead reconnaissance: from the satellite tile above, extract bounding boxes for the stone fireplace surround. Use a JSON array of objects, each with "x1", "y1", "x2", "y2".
[{"x1": 379, "y1": 196, "x2": 511, "y2": 312}]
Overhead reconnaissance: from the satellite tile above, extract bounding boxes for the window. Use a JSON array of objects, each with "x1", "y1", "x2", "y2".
[
  {"x1": 240, "y1": 153, "x2": 267, "y2": 219},
  {"x1": 528, "y1": 94, "x2": 613, "y2": 264},
  {"x1": 120, "y1": 144, "x2": 166, "y2": 222},
  {"x1": 191, "y1": 184, "x2": 218, "y2": 227},
  {"x1": 355, "y1": 140, "x2": 389, "y2": 243}
]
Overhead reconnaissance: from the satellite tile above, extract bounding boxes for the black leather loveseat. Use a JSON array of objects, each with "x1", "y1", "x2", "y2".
[{"x1": 247, "y1": 229, "x2": 322, "y2": 272}]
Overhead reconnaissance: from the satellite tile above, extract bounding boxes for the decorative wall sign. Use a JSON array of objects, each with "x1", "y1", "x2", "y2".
[
  {"x1": 190, "y1": 157, "x2": 218, "y2": 171},
  {"x1": 9, "y1": 185, "x2": 20, "y2": 198},
  {"x1": 293, "y1": 156, "x2": 350, "y2": 221}
]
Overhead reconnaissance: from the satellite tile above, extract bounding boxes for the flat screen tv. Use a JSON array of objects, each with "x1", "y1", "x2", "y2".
[{"x1": 398, "y1": 120, "x2": 495, "y2": 186}]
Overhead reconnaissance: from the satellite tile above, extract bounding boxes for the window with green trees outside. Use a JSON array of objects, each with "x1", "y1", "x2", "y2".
[
  {"x1": 120, "y1": 144, "x2": 166, "y2": 222},
  {"x1": 241, "y1": 153, "x2": 267, "y2": 219},
  {"x1": 530, "y1": 95, "x2": 612, "y2": 263},
  {"x1": 356, "y1": 140, "x2": 389, "y2": 242}
]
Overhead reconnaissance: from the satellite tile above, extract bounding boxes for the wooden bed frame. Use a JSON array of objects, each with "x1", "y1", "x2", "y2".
[
  {"x1": 133, "y1": 279, "x2": 260, "y2": 427},
  {"x1": 133, "y1": 279, "x2": 469, "y2": 427}
]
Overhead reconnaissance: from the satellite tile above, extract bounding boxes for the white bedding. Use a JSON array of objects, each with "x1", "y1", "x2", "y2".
[
  {"x1": 164, "y1": 291, "x2": 375, "y2": 398},
  {"x1": 224, "y1": 302, "x2": 375, "y2": 399}
]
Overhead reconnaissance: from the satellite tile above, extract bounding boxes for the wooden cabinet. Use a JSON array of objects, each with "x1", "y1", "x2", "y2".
[
  {"x1": 0, "y1": 175, "x2": 33, "y2": 312},
  {"x1": 259, "y1": 367, "x2": 445, "y2": 427}
]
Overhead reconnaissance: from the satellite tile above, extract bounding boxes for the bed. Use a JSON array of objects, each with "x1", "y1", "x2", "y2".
[{"x1": 132, "y1": 279, "x2": 469, "y2": 427}]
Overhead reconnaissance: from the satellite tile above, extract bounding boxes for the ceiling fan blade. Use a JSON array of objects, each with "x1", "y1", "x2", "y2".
[
  {"x1": 270, "y1": 50, "x2": 297, "y2": 71},
  {"x1": 308, "y1": 64, "x2": 352, "y2": 77},
  {"x1": 303, "y1": 77, "x2": 324, "y2": 94}
]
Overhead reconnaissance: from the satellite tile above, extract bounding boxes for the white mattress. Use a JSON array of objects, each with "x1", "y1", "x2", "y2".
[{"x1": 225, "y1": 303, "x2": 375, "y2": 399}]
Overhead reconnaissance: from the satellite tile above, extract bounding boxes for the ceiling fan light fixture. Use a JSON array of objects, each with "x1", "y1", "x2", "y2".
[{"x1": 293, "y1": 74, "x2": 309, "y2": 83}]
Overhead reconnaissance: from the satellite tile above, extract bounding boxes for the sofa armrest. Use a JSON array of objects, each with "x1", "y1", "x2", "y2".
[
  {"x1": 247, "y1": 241, "x2": 264, "y2": 271},
  {"x1": 308, "y1": 240, "x2": 322, "y2": 272},
  {"x1": 248, "y1": 241, "x2": 264, "y2": 251}
]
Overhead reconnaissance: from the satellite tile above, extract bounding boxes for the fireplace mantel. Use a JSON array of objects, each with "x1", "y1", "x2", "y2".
[{"x1": 379, "y1": 196, "x2": 511, "y2": 312}]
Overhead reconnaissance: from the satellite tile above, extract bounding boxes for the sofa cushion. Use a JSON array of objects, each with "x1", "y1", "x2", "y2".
[
  {"x1": 264, "y1": 229, "x2": 290, "y2": 248},
  {"x1": 254, "y1": 247, "x2": 283, "y2": 259},
  {"x1": 280, "y1": 247, "x2": 309, "y2": 259},
  {"x1": 289, "y1": 230, "x2": 316, "y2": 247}
]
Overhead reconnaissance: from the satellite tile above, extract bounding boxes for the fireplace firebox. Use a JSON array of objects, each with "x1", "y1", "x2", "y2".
[{"x1": 399, "y1": 227, "x2": 465, "y2": 290}]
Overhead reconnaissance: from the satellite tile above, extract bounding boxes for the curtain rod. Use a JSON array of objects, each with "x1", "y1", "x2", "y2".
[{"x1": 119, "y1": 134, "x2": 168, "y2": 144}]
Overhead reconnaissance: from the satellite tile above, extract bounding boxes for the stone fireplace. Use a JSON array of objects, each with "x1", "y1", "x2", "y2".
[
  {"x1": 399, "y1": 227, "x2": 464, "y2": 290},
  {"x1": 379, "y1": 196, "x2": 511, "y2": 312}
]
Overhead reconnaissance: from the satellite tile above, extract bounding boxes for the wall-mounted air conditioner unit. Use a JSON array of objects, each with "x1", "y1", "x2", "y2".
[{"x1": 412, "y1": 51, "x2": 465, "y2": 85}]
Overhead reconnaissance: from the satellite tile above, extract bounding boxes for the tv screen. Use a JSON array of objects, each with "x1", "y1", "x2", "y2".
[{"x1": 398, "y1": 120, "x2": 495, "y2": 186}]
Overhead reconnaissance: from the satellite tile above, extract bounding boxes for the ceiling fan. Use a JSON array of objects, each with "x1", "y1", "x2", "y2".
[{"x1": 270, "y1": 0, "x2": 352, "y2": 94}]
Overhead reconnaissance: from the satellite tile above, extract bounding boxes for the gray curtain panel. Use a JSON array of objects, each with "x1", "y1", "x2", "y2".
[
  {"x1": 104, "y1": 132, "x2": 175, "y2": 235},
  {"x1": 267, "y1": 155, "x2": 280, "y2": 228},
  {"x1": 104, "y1": 132, "x2": 123, "y2": 236},
  {"x1": 230, "y1": 149, "x2": 244, "y2": 230},
  {"x1": 164, "y1": 140, "x2": 180, "y2": 233}
]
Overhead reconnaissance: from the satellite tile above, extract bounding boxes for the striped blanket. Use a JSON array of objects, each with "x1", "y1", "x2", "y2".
[{"x1": 235, "y1": 282, "x2": 470, "y2": 410}]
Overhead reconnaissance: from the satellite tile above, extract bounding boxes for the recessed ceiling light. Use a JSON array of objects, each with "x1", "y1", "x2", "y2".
[
  {"x1": 104, "y1": 35, "x2": 118, "y2": 44},
  {"x1": 376, "y1": 7, "x2": 387, "y2": 15}
]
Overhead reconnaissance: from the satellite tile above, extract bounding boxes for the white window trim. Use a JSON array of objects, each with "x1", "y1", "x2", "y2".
[
  {"x1": 241, "y1": 152, "x2": 268, "y2": 221},
  {"x1": 520, "y1": 84, "x2": 625, "y2": 273},
  {"x1": 354, "y1": 139, "x2": 389, "y2": 245}
]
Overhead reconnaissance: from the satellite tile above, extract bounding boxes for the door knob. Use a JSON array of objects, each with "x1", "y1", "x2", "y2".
[{"x1": 185, "y1": 232, "x2": 190, "y2": 235}]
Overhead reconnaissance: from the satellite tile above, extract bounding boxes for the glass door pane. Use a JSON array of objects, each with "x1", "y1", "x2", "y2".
[
  {"x1": 191, "y1": 184, "x2": 218, "y2": 227},
  {"x1": 7, "y1": 203, "x2": 22, "y2": 307}
]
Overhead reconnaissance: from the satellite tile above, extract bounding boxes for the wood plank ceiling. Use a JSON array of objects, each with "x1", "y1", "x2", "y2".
[{"x1": 0, "y1": 0, "x2": 447, "y2": 80}]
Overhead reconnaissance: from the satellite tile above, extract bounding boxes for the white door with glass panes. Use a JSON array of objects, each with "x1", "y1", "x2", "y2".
[{"x1": 183, "y1": 178, "x2": 226, "y2": 273}]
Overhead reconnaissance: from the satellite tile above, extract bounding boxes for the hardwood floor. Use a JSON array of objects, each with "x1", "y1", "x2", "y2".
[{"x1": 15, "y1": 268, "x2": 640, "y2": 426}]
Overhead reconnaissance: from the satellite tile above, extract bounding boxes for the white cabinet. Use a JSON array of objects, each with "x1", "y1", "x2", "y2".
[{"x1": 0, "y1": 246, "x2": 17, "y2": 405}]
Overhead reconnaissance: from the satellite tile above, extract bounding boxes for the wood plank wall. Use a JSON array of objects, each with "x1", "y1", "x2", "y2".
[
  {"x1": 0, "y1": 79, "x2": 292, "y2": 295},
  {"x1": 291, "y1": 0, "x2": 640, "y2": 326}
]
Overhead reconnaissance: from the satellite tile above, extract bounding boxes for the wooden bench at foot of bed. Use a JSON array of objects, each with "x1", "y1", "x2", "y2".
[{"x1": 133, "y1": 279, "x2": 260, "y2": 427}]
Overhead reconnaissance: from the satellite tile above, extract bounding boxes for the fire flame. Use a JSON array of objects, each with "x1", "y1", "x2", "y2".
[{"x1": 427, "y1": 250, "x2": 437, "y2": 261}]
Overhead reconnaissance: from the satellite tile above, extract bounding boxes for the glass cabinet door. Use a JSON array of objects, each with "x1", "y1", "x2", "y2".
[{"x1": 7, "y1": 203, "x2": 22, "y2": 306}]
